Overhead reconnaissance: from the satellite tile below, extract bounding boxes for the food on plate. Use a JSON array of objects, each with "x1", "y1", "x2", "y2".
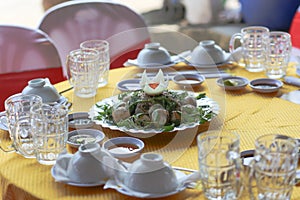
[
  {"x1": 93, "y1": 70, "x2": 216, "y2": 132},
  {"x1": 94, "y1": 90, "x2": 214, "y2": 131}
]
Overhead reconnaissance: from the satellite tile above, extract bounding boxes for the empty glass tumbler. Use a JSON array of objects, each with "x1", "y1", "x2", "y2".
[
  {"x1": 80, "y1": 40, "x2": 110, "y2": 87},
  {"x1": 3, "y1": 94, "x2": 42, "y2": 158},
  {"x1": 248, "y1": 134, "x2": 299, "y2": 200},
  {"x1": 230, "y1": 26, "x2": 270, "y2": 72},
  {"x1": 67, "y1": 48, "x2": 101, "y2": 98},
  {"x1": 30, "y1": 103, "x2": 68, "y2": 165},
  {"x1": 265, "y1": 32, "x2": 292, "y2": 79},
  {"x1": 197, "y1": 130, "x2": 243, "y2": 200}
]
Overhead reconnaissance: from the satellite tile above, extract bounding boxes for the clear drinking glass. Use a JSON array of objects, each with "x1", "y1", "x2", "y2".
[
  {"x1": 248, "y1": 134, "x2": 299, "y2": 200},
  {"x1": 30, "y1": 103, "x2": 68, "y2": 165},
  {"x1": 2, "y1": 94, "x2": 42, "y2": 158},
  {"x1": 197, "y1": 130, "x2": 243, "y2": 200},
  {"x1": 265, "y1": 32, "x2": 292, "y2": 79},
  {"x1": 66, "y1": 48, "x2": 100, "y2": 98},
  {"x1": 80, "y1": 40, "x2": 110, "y2": 87},
  {"x1": 229, "y1": 26, "x2": 270, "y2": 72}
]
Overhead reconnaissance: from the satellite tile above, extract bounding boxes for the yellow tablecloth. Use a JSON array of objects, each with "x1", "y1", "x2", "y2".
[{"x1": 1, "y1": 64, "x2": 300, "y2": 200}]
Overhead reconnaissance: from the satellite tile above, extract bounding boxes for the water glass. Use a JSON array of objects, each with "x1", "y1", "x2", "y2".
[
  {"x1": 80, "y1": 40, "x2": 110, "y2": 87},
  {"x1": 265, "y1": 32, "x2": 292, "y2": 79},
  {"x1": 229, "y1": 26, "x2": 270, "y2": 72},
  {"x1": 30, "y1": 103, "x2": 68, "y2": 165},
  {"x1": 197, "y1": 130, "x2": 243, "y2": 200},
  {"x1": 66, "y1": 48, "x2": 100, "y2": 98},
  {"x1": 3, "y1": 94, "x2": 42, "y2": 158},
  {"x1": 248, "y1": 134, "x2": 299, "y2": 200}
]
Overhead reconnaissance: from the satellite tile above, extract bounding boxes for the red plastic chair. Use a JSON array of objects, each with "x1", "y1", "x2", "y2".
[
  {"x1": 0, "y1": 25, "x2": 65, "y2": 110},
  {"x1": 37, "y1": 0, "x2": 151, "y2": 76},
  {"x1": 290, "y1": 6, "x2": 300, "y2": 48}
]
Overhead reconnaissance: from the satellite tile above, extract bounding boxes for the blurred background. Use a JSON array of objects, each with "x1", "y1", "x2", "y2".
[{"x1": 0, "y1": 0, "x2": 299, "y2": 51}]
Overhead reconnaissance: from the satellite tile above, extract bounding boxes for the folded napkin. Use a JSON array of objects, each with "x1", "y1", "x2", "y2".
[{"x1": 51, "y1": 150, "x2": 73, "y2": 182}]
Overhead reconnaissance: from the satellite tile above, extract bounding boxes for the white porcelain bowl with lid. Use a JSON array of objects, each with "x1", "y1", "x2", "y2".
[
  {"x1": 137, "y1": 43, "x2": 171, "y2": 66},
  {"x1": 22, "y1": 78, "x2": 61, "y2": 103},
  {"x1": 123, "y1": 153, "x2": 179, "y2": 194},
  {"x1": 190, "y1": 40, "x2": 228, "y2": 65},
  {"x1": 66, "y1": 143, "x2": 111, "y2": 183}
]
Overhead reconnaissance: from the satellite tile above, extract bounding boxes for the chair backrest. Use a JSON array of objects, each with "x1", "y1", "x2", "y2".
[
  {"x1": 0, "y1": 25, "x2": 62, "y2": 74},
  {"x1": 0, "y1": 25, "x2": 65, "y2": 111},
  {"x1": 290, "y1": 6, "x2": 300, "y2": 48},
  {"x1": 38, "y1": 0, "x2": 151, "y2": 76}
]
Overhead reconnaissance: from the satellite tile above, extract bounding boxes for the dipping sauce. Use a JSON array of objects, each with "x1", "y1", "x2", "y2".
[
  {"x1": 252, "y1": 84, "x2": 278, "y2": 89},
  {"x1": 108, "y1": 143, "x2": 139, "y2": 154},
  {"x1": 69, "y1": 134, "x2": 96, "y2": 145}
]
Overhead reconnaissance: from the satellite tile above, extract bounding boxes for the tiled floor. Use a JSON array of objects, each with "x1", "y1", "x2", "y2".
[{"x1": 0, "y1": 0, "x2": 163, "y2": 29}]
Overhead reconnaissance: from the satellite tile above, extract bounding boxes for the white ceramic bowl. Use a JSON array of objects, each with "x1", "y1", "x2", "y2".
[
  {"x1": 137, "y1": 43, "x2": 171, "y2": 66},
  {"x1": 249, "y1": 78, "x2": 283, "y2": 93},
  {"x1": 190, "y1": 40, "x2": 228, "y2": 65},
  {"x1": 67, "y1": 129, "x2": 105, "y2": 148},
  {"x1": 103, "y1": 137, "x2": 144, "y2": 159},
  {"x1": 22, "y1": 78, "x2": 61, "y2": 103},
  {"x1": 66, "y1": 143, "x2": 110, "y2": 183},
  {"x1": 172, "y1": 73, "x2": 205, "y2": 87},
  {"x1": 123, "y1": 153, "x2": 179, "y2": 194}
]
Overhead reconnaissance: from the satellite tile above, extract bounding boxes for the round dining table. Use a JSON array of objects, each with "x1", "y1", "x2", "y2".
[{"x1": 1, "y1": 62, "x2": 300, "y2": 200}]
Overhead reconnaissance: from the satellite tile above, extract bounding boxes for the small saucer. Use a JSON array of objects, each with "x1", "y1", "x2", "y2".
[
  {"x1": 68, "y1": 112, "x2": 94, "y2": 129},
  {"x1": 117, "y1": 79, "x2": 141, "y2": 92},
  {"x1": 216, "y1": 76, "x2": 249, "y2": 91},
  {"x1": 172, "y1": 73, "x2": 205, "y2": 87},
  {"x1": 249, "y1": 78, "x2": 283, "y2": 93},
  {"x1": 67, "y1": 129, "x2": 105, "y2": 148}
]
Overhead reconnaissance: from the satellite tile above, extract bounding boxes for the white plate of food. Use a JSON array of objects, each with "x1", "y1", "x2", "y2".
[{"x1": 88, "y1": 90, "x2": 219, "y2": 135}]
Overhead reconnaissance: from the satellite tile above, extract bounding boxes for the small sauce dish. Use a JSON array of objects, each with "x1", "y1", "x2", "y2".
[
  {"x1": 249, "y1": 78, "x2": 283, "y2": 93},
  {"x1": 68, "y1": 112, "x2": 95, "y2": 130},
  {"x1": 67, "y1": 129, "x2": 105, "y2": 148},
  {"x1": 172, "y1": 73, "x2": 205, "y2": 87},
  {"x1": 103, "y1": 137, "x2": 144, "y2": 162},
  {"x1": 217, "y1": 76, "x2": 249, "y2": 91}
]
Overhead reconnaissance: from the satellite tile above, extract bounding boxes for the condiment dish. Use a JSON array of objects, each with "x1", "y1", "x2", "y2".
[
  {"x1": 103, "y1": 137, "x2": 144, "y2": 161},
  {"x1": 68, "y1": 112, "x2": 95, "y2": 129},
  {"x1": 67, "y1": 129, "x2": 105, "y2": 148},
  {"x1": 217, "y1": 76, "x2": 249, "y2": 90},
  {"x1": 172, "y1": 73, "x2": 205, "y2": 87},
  {"x1": 249, "y1": 78, "x2": 283, "y2": 93}
]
